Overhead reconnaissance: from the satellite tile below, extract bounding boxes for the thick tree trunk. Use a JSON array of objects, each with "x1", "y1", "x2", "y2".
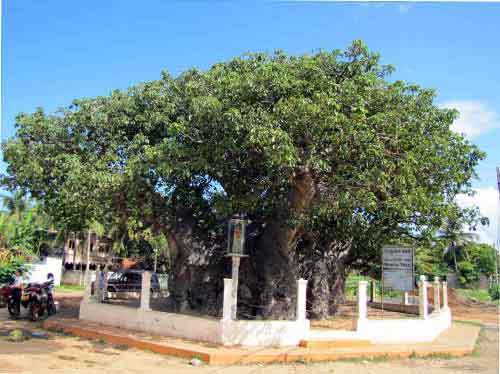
[
  {"x1": 239, "y1": 166, "x2": 316, "y2": 319},
  {"x1": 304, "y1": 257, "x2": 349, "y2": 318},
  {"x1": 165, "y1": 239, "x2": 226, "y2": 315},
  {"x1": 161, "y1": 169, "x2": 365, "y2": 321},
  {"x1": 303, "y1": 240, "x2": 351, "y2": 319},
  {"x1": 329, "y1": 264, "x2": 347, "y2": 315},
  {"x1": 250, "y1": 236, "x2": 299, "y2": 319},
  {"x1": 163, "y1": 207, "x2": 226, "y2": 316},
  {"x1": 307, "y1": 258, "x2": 331, "y2": 319}
]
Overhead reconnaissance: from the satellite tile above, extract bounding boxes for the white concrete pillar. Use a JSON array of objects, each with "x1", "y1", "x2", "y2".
[
  {"x1": 231, "y1": 257, "x2": 240, "y2": 320},
  {"x1": 95, "y1": 271, "x2": 102, "y2": 302},
  {"x1": 140, "y1": 271, "x2": 152, "y2": 311},
  {"x1": 102, "y1": 270, "x2": 108, "y2": 302},
  {"x1": 442, "y1": 281, "x2": 449, "y2": 310},
  {"x1": 357, "y1": 281, "x2": 368, "y2": 320},
  {"x1": 296, "y1": 278, "x2": 308, "y2": 321},
  {"x1": 83, "y1": 270, "x2": 93, "y2": 303},
  {"x1": 433, "y1": 276, "x2": 441, "y2": 313},
  {"x1": 222, "y1": 278, "x2": 233, "y2": 321},
  {"x1": 403, "y1": 292, "x2": 409, "y2": 306},
  {"x1": 418, "y1": 275, "x2": 428, "y2": 320}
]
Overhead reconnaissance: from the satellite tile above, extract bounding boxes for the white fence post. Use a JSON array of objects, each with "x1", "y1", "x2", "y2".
[
  {"x1": 433, "y1": 276, "x2": 441, "y2": 313},
  {"x1": 403, "y1": 292, "x2": 409, "y2": 306},
  {"x1": 95, "y1": 271, "x2": 102, "y2": 302},
  {"x1": 296, "y1": 278, "x2": 308, "y2": 321},
  {"x1": 140, "y1": 271, "x2": 152, "y2": 311},
  {"x1": 418, "y1": 275, "x2": 428, "y2": 320},
  {"x1": 357, "y1": 281, "x2": 368, "y2": 320},
  {"x1": 83, "y1": 270, "x2": 93, "y2": 303},
  {"x1": 222, "y1": 278, "x2": 234, "y2": 321},
  {"x1": 102, "y1": 270, "x2": 108, "y2": 302},
  {"x1": 442, "y1": 281, "x2": 449, "y2": 310}
]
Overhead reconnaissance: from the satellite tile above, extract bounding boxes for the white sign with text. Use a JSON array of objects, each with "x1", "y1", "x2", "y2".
[{"x1": 382, "y1": 245, "x2": 415, "y2": 292}]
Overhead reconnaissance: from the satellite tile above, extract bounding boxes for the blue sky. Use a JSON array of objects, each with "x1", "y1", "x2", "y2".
[{"x1": 2, "y1": 1, "x2": 499, "y2": 242}]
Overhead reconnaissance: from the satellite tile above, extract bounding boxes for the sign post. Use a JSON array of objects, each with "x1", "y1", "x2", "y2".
[
  {"x1": 382, "y1": 245, "x2": 415, "y2": 315},
  {"x1": 382, "y1": 245, "x2": 415, "y2": 292},
  {"x1": 226, "y1": 214, "x2": 249, "y2": 320}
]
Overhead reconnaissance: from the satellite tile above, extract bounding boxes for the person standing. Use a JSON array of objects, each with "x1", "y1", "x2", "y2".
[
  {"x1": 46, "y1": 272, "x2": 55, "y2": 292},
  {"x1": 11, "y1": 269, "x2": 23, "y2": 319},
  {"x1": 98, "y1": 268, "x2": 108, "y2": 302}
]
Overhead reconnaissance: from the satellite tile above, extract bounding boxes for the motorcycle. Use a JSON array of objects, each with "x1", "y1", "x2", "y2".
[
  {"x1": 0, "y1": 285, "x2": 10, "y2": 308},
  {"x1": 4, "y1": 280, "x2": 57, "y2": 321}
]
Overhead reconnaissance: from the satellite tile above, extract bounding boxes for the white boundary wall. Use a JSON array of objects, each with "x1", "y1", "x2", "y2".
[
  {"x1": 79, "y1": 275, "x2": 310, "y2": 347},
  {"x1": 220, "y1": 319, "x2": 310, "y2": 347},
  {"x1": 61, "y1": 270, "x2": 97, "y2": 286},
  {"x1": 356, "y1": 308, "x2": 451, "y2": 343},
  {"x1": 79, "y1": 275, "x2": 452, "y2": 347},
  {"x1": 26, "y1": 257, "x2": 63, "y2": 286},
  {"x1": 80, "y1": 301, "x2": 223, "y2": 344},
  {"x1": 355, "y1": 277, "x2": 451, "y2": 344}
]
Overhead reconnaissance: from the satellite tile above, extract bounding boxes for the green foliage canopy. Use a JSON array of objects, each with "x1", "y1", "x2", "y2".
[{"x1": 1, "y1": 41, "x2": 486, "y2": 314}]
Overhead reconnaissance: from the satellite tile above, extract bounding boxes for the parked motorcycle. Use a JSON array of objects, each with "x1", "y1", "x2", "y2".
[
  {"x1": 0, "y1": 285, "x2": 10, "y2": 308},
  {"x1": 4, "y1": 280, "x2": 57, "y2": 321}
]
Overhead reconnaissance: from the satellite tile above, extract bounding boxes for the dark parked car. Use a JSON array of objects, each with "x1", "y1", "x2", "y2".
[{"x1": 106, "y1": 270, "x2": 161, "y2": 293}]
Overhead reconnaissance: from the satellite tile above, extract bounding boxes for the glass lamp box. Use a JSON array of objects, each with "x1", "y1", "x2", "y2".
[{"x1": 227, "y1": 219, "x2": 245, "y2": 255}]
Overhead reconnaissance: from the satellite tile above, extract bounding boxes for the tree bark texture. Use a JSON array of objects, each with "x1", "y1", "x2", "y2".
[{"x1": 162, "y1": 168, "x2": 353, "y2": 320}]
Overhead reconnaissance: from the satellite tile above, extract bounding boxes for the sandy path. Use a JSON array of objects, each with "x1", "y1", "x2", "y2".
[
  {"x1": 0, "y1": 291, "x2": 497, "y2": 374},
  {"x1": 0, "y1": 326, "x2": 497, "y2": 374}
]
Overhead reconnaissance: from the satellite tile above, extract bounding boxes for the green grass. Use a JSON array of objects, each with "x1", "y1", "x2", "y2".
[
  {"x1": 54, "y1": 284, "x2": 84, "y2": 293},
  {"x1": 454, "y1": 320, "x2": 485, "y2": 328},
  {"x1": 346, "y1": 274, "x2": 401, "y2": 298},
  {"x1": 455, "y1": 288, "x2": 493, "y2": 304},
  {"x1": 335, "y1": 354, "x2": 392, "y2": 363}
]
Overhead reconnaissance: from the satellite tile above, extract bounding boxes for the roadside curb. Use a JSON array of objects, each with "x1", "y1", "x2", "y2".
[{"x1": 42, "y1": 319, "x2": 480, "y2": 365}]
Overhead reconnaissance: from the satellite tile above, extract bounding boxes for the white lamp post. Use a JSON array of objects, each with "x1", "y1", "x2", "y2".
[{"x1": 226, "y1": 213, "x2": 249, "y2": 320}]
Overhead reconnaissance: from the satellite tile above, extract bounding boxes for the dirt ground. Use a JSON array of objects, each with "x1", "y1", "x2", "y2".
[{"x1": 0, "y1": 291, "x2": 498, "y2": 374}]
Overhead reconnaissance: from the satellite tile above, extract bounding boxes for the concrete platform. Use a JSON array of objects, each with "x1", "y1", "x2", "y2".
[
  {"x1": 299, "y1": 338, "x2": 373, "y2": 349},
  {"x1": 43, "y1": 318, "x2": 480, "y2": 365}
]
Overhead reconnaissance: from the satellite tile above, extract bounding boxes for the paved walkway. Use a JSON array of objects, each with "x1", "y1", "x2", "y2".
[{"x1": 43, "y1": 318, "x2": 480, "y2": 365}]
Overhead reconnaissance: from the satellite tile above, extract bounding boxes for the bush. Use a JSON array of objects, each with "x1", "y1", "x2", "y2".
[
  {"x1": 489, "y1": 284, "x2": 500, "y2": 300},
  {"x1": 457, "y1": 260, "x2": 479, "y2": 286},
  {"x1": 456, "y1": 288, "x2": 491, "y2": 303},
  {"x1": 0, "y1": 256, "x2": 28, "y2": 285}
]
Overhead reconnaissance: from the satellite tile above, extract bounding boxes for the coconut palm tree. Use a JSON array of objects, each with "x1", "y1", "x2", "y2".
[
  {"x1": 1, "y1": 191, "x2": 29, "y2": 220},
  {"x1": 439, "y1": 218, "x2": 479, "y2": 272}
]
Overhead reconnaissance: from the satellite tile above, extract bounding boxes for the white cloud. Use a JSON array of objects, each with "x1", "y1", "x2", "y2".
[
  {"x1": 439, "y1": 100, "x2": 500, "y2": 139},
  {"x1": 397, "y1": 4, "x2": 413, "y2": 13},
  {"x1": 456, "y1": 187, "x2": 499, "y2": 245}
]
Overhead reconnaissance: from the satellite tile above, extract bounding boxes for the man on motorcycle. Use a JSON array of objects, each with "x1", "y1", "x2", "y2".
[
  {"x1": 11, "y1": 269, "x2": 23, "y2": 319},
  {"x1": 47, "y1": 273, "x2": 54, "y2": 291}
]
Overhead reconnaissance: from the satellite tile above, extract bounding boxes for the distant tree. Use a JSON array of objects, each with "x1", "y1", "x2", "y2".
[
  {"x1": 438, "y1": 208, "x2": 488, "y2": 272},
  {"x1": 456, "y1": 242, "x2": 497, "y2": 285},
  {"x1": 1, "y1": 191, "x2": 29, "y2": 220}
]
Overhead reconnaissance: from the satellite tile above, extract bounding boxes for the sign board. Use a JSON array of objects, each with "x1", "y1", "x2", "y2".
[{"x1": 382, "y1": 245, "x2": 415, "y2": 292}]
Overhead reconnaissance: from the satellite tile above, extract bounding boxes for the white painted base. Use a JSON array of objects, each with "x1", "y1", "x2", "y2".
[
  {"x1": 80, "y1": 300, "x2": 222, "y2": 344},
  {"x1": 79, "y1": 300, "x2": 310, "y2": 347},
  {"x1": 221, "y1": 319, "x2": 310, "y2": 347},
  {"x1": 79, "y1": 301, "x2": 452, "y2": 347},
  {"x1": 307, "y1": 329, "x2": 359, "y2": 340},
  {"x1": 357, "y1": 309, "x2": 452, "y2": 343}
]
